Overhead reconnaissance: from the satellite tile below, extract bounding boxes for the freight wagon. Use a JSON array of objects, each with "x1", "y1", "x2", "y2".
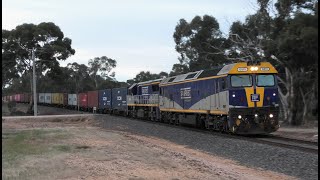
[
  {"x1": 87, "y1": 90, "x2": 99, "y2": 112},
  {"x1": 44, "y1": 93, "x2": 52, "y2": 105},
  {"x1": 111, "y1": 87, "x2": 127, "y2": 115},
  {"x1": 68, "y1": 94, "x2": 78, "y2": 109},
  {"x1": 78, "y1": 93, "x2": 88, "y2": 111},
  {"x1": 98, "y1": 89, "x2": 112, "y2": 113}
]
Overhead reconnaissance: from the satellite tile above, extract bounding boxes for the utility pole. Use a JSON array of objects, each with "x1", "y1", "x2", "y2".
[{"x1": 32, "y1": 49, "x2": 37, "y2": 116}]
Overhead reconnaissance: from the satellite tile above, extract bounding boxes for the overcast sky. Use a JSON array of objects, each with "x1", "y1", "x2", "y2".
[{"x1": 3, "y1": 0, "x2": 258, "y2": 82}]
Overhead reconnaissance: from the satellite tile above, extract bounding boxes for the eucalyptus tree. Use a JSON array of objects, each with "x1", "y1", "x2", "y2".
[
  {"x1": 88, "y1": 56, "x2": 117, "y2": 89},
  {"x1": 2, "y1": 22, "x2": 75, "y2": 108},
  {"x1": 173, "y1": 15, "x2": 227, "y2": 71}
]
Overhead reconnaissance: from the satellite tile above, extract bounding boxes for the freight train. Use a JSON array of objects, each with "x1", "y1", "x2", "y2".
[{"x1": 3, "y1": 61, "x2": 280, "y2": 134}]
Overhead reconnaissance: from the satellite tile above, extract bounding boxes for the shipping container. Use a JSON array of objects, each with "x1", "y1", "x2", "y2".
[
  {"x1": 78, "y1": 93, "x2": 88, "y2": 110},
  {"x1": 14, "y1": 94, "x2": 21, "y2": 102},
  {"x1": 98, "y1": 89, "x2": 112, "y2": 113},
  {"x1": 61, "y1": 93, "x2": 68, "y2": 106},
  {"x1": 111, "y1": 87, "x2": 128, "y2": 113},
  {"x1": 63, "y1": 93, "x2": 68, "y2": 106},
  {"x1": 44, "y1": 93, "x2": 52, "y2": 104},
  {"x1": 68, "y1": 94, "x2": 77, "y2": 107},
  {"x1": 20, "y1": 94, "x2": 25, "y2": 103},
  {"x1": 52, "y1": 93, "x2": 60, "y2": 105},
  {"x1": 39, "y1": 93, "x2": 45, "y2": 104},
  {"x1": 87, "y1": 91, "x2": 99, "y2": 111}
]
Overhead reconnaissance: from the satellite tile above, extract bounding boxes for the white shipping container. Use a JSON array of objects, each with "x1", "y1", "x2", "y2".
[
  {"x1": 44, "y1": 93, "x2": 52, "y2": 104},
  {"x1": 39, "y1": 93, "x2": 45, "y2": 103},
  {"x1": 68, "y1": 94, "x2": 77, "y2": 106}
]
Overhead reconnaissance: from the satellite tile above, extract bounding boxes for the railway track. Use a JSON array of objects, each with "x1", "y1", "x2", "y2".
[
  {"x1": 253, "y1": 135, "x2": 318, "y2": 154},
  {"x1": 110, "y1": 115, "x2": 318, "y2": 154}
]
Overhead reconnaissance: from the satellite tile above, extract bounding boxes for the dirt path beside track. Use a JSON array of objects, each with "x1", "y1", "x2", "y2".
[{"x1": 2, "y1": 115, "x2": 296, "y2": 180}]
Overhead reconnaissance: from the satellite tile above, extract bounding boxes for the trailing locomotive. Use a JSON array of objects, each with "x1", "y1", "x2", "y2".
[{"x1": 4, "y1": 61, "x2": 280, "y2": 134}]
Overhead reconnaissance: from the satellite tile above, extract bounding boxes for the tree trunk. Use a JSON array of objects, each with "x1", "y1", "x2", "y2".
[
  {"x1": 278, "y1": 67, "x2": 296, "y2": 125},
  {"x1": 94, "y1": 75, "x2": 98, "y2": 89}
]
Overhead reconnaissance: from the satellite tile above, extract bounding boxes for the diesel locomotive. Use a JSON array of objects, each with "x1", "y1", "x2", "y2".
[{"x1": 4, "y1": 61, "x2": 280, "y2": 134}]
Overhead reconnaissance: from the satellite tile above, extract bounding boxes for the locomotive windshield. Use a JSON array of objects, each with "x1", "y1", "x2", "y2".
[
  {"x1": 256, "y1": 74, "x2": 275, "y2": 86},
  {"x1": 230, "y1": 75, "x2": 252, "y2": 87}
]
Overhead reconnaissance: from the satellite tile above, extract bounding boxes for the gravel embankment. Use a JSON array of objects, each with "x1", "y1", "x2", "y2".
[{"x1": 97, "y1": 114, "x2": 318, "y2": 180}]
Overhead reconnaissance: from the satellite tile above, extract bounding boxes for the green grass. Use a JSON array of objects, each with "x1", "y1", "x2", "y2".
[
  {"x1": 2, "y1": 129, "x2": 71, "y2": 166},
  {"x1": 2, "y1": 128, "x2": 77, "y2": 179}
]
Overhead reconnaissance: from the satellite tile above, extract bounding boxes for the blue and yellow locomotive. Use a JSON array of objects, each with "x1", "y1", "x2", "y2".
[
  {"x1": 159, "y1": 61, "x2": 279, "y2": 134},
  {"x1": 127, "y1": 61, "x2": 280, "y2": 134}
]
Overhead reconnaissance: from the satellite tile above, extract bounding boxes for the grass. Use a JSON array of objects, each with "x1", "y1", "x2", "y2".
[
  {"x1": 2, "y1": 129, "x2": 71, "y2": 166},
  {"x1": 2, "y1": 128, "x2": 75, "y2": 179}
]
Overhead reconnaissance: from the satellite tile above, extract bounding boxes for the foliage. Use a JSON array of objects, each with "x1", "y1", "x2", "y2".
[
  {"x1": 169, "y1": 0, "x2": 318, "y2": 125},
  {"x1": 173, "y1": 15, "x2": 227, "y2": 71},
  {"x1": 2, "y1": 22, "x2": 75, "y2": 106},
  {"x1": 88, "y1": 56, "x2": 117, "y2": 88},
  {"x1": 126, "y1": 71, "x2": 168, "y2": 85}
]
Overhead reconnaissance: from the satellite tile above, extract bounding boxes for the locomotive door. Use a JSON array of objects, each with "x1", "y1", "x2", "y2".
[{"x1": 210, "y1": 79, "x2": 219, "y2": 111}]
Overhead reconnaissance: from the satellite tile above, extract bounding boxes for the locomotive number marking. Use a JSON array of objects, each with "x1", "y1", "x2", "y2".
[
  {"x1": 251, "y1": 94, "x2": 260, "y2": 102},
  {"x1": 142, "y1": 86, "x2": 149, "y2": 95},
  {"x1": 181, "y1": 87, "x2": 191, "y2": 99}
]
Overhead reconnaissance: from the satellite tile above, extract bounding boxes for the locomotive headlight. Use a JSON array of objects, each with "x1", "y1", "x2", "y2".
[
  {"x1": 254, "y1": 114, "x2": 258, "y2": 118},
  {"x1": 238, "y1": 115, "x2": 242, "y2": 119},
  {"x1": 269, "y1": 114, "x2": 274, "y2": 118},
  {"x1": 273, "y1": 93, "x2": 276, "y2": 96},
  {"x1": 232, "y1": 94, "x2": 236, "y2": 97},
  {"x1": 250, "y1": 66, "x2": 259, "y2": 71}
]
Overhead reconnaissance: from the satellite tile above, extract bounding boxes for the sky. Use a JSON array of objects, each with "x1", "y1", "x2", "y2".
[{"x1": 2, "y1": 0, "x2": 258, "y2": 82}]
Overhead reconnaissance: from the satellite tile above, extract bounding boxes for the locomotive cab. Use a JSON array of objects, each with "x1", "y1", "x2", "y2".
[{"x1": 225, "y1": 62, "x2": 280, "y2": 134}]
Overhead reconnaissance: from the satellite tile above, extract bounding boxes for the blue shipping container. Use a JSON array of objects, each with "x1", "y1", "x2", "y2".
[
  {"x1": 111, "y1": 87, "x2": 128, "y2": 111},
  {"x1": 98, "y1": 89, "x2": 112, "y2": 110}
]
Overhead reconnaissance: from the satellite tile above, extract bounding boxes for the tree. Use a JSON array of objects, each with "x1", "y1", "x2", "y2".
[
  {"x1": 213, "y1": 0, "x2": 318, "y2": 124},
  {"x1": 169, "y1": 64, "x2": 189, "y2": 76},
  {"x1": 67, "y1": 62, "x2": 92, "y2": 93},
  {"x1": 88, "y1": 56, "x2": 117, "y2": 88},
  {"x1": 173, "y1": 15, "x2": 227, "y2": 71},
  {"x1": 2, "y1": 30, "x2": 19, "y2": 89},
  {"x1": 127, "y1": 71, "x2": 167, "y2": 84},
  {"x1": 264, "y1": 10, "x2": 318, "y2": 124},
  {"x1": 2, "y1": 22, "x2": 75, "y2": 110}
]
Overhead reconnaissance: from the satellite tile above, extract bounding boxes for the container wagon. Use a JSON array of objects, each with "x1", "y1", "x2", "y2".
[
  {"x1": 44, "y1": 93, "x2": 52, "y2": 105},
  {"x1": 111, "y1": 87, "x2": 128, "y2": 115},
  {"x1": 68, "y1": 94, "x2": 77, "y2": 109},
  {"x1": 98, "y1": 89, "x2": 112, "y2": 113},
  {"x1": 87, "y1": 90, "x2": 99, "y2": 112},
  {"x1": 78, "y1": 93, "x2": 88, "y2": 111}
]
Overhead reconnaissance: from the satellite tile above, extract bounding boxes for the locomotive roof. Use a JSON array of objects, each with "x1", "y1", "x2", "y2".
[
  {"x1": 160, "y1": 62, "x2": 277, "y2": 86},
  {"x1": 137, "y1": 78, "x2": 163, "y2": 86}
]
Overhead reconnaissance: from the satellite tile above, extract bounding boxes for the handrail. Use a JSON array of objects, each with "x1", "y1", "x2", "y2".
[{"x1": 127, "y1": 94, "x2": 159, "y2": 104}]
